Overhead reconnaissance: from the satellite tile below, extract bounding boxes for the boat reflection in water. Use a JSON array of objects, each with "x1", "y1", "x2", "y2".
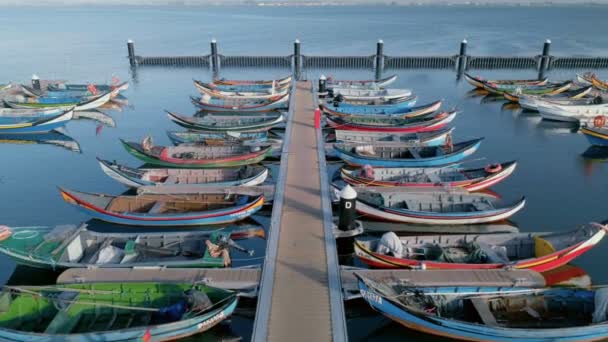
[
  {"x1": 537, "y1": 119, "x2": 579, "y2": 134},
  {"x1": 0, "y1": 129, "x2": 81, "y2": 153},
  {"x1": 73, "y1": 109, "x2": 116, "y2": 127}
]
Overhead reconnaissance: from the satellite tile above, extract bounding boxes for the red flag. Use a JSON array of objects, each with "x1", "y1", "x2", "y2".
[
  {"x1": 87, "y1": 84, "x2": 98, "y2": 95},
  {"x1": 95, "y1": 124, "x2": 103, "y2": 136},
  {"x1": 142, "y1": 328, "x2": 152, "y2": 342}
]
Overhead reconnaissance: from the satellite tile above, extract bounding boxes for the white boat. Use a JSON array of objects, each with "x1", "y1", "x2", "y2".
[
  {"x1": 520, "y1": 96, "x2": 597, "y2": 111},
  {"x1": 331, "y1": 88, "x2": 412, "y2": 101},
  {"x1": 538, "y1": 102, "x2": 608, "y2": 122}
]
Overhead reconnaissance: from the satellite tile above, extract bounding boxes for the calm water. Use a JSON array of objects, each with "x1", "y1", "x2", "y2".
[{"x1": 1, "y1": 5, "x2": 608, "y2": 341}]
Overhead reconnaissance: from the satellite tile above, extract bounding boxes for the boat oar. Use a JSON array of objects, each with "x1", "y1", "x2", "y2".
[
  {"x1": 227, "y1": 239, "x2": 254, "y2": 256},
  {"x1": 229, "y1": 226, "x2": 266, "y2": 240}
]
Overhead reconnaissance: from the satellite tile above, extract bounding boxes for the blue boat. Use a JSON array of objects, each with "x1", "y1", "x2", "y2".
[
  {"x1": 581, "y1": 126, "x2": 608, "y2": 146},
  {"x1": 191, "y1": 93, "x2": 289, "y2": 112},
  {"x1": 167, "y1": 130, "x2": 268, "y2": 145},
  {"x1": 357, "y1": 274, "x2": 608, "y2": 342},
  {"x1": 326, "y1": 94, "x2": 418, "y2": 110},
  {"x1": 59, "y1": 188, "x2": 264, "y2": 227},
  {"x1": 322, "y1": 99, "x2": 442, "y2": 117},
  {"x1": 0, "y1": 109, "x2": 73, "y2": 134},
  {"x1": 333, "y1": 138, "x2": 483, "y2": 167}
]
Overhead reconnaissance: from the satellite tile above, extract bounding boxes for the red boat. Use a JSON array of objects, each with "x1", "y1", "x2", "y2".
[
  {"x1": 354, "y1": 223, "x2": 606, "y2": 272},
  {"x1": 325, "y1": 110, "x2": 456, "y2": 133}
]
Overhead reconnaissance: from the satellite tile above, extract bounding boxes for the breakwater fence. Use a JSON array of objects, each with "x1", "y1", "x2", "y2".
[{"x1": 126, "y1": 39, "x2": 608, "y2": 80}]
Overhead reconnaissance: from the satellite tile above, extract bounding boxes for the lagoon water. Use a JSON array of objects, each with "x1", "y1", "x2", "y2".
[{"x1": 1, "y1": 4, "x2": 608, "y2": 341}]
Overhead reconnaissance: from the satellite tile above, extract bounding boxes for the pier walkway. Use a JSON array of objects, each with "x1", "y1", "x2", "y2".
[{"x1": 253, "y1": 81, "x2": 344, "y2": 341}]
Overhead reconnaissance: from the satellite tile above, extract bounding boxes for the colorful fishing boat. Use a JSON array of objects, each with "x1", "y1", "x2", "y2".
[
  {"x1": 194, "y1": 80, "x2": 290, "y2": 99},
  {"x1": 47, "y1": 80, "x2": 129, "y2": 92},
  {"x1": 0, "y1": 281, "x2": 237, "y2": 341},
  {"x1": 326, "y1": 74, "x2": 397, "y2": 88},
  {"x1": 98, "y1": 158, "x2": 268, "y2": 188},
  {"x1": 0, "y1": 223, "x2": 265, "y2": 269},
  {"x1": 191, "y1": 93, "x2": 289, "y2": 112},
  {"x1": 581, "y1": 125, "x2": 608, "y2": 146},
  {"x1": 325, "y1": 94, "x2": 417, "y2": 110},
  {"x1": 325, "y1": 110, "x2": 457, "y2": 133},
  {"x1": 577, "y1": 72, "x2": 608, "y2": 91},
  {"x1": 0, "y1": 109, "x2": 73, "y2": 134},
  {"x1": 354, "y1": 223, "x2": 605, "y2": 271},
  {"x1": 340, "y1": 160, "x2": 516, "y2": 191},
  {"x1": 213, "y1": 74, "x2": 292, "y2": 86},
  {"x1": 167, "y1": 130, "x2": 268, "y2": 145},
  {"x1": 357, "y1": 273, "x2": 608, "y2": 342},
  {"x1": 333, "y1": 128, "x2": 453, "y2": 147},
  {"x1": 4, "y1": 90, "x2": 113, "y2": 111},
  {"x1": 0, "y1": 130, "x2": 81, "y2": 152},
  {"x1": 0, "y1": 107, "x2": 65, "y2": 117},
  {"x1": 333, "y1": 138, "x2": 482, "y2": 167},
  {"x1": 121, "y1": 138, "x2": 272, "y2": 168},
  {"x1": 464, "y1": 73, "x2": 549, "y2": 89},
  {"x1": 482, "y1": 81, "x2": 572, "y2": 96},
  {"x1": 59, "y1": 188, "x2": 264, "y2": 226},
  {"x1": 320, "y1": 100, "x2": 442, "y2": 118},
  {"x1": 503, "y1": 85, "x2": 592, "y2": 104},
  {"x1": 22, "y1": 81, "x2": 129, "y2": 98},
  {"x1": 538, "y1": 103, "x2": 608, "y2": 122},
  {"x1": 330, "y1": 88, "x2": 412, "y2": 102},
  {"x1": 167, "y1": 111, "x2": 284, "y2": 132},
  {"x1": 349, "y1": 187, "x2": 525, "y2": 224}
]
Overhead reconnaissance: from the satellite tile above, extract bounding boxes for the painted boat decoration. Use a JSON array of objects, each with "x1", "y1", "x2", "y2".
[
  {"x1": 0, "y1": 281, "x2": 237, "y2": 341},
  {"x1": 4, "y1": 90, "x2": 113, "y2": 111},
  {"x1": 0, "y1": 223, "x2": 264, "y2": 269},
  {"x1": 581, "y1": 125, "x2": 608, "y2": 146},
  {"x1": 331, "y1": 87, "x2": 412, "y2": 101},
  {"x1": 320, "y1": 100, "x2": 442, "y2": 118},
  {"x1": 349, "y1": 187, "x2": 525, "y2": 225},
  {"x1": 333, "y1": 138, "x2": 482, "y2": 167},
  {"x1": 340, "y1": 160, "x2": 516, "y2": 191},
  {"x1": 0, "y1": 108, "x2": 73, "y2": 134},
  {"x1": 464, "y1": 73, "x2": 549, "y2": 88},
  {"x1": 333, "y1": 128, "x2": 453, "y2": 147},
  {"x1": 167, "y1": 111, "x2": 284, "y2": 132},
  {"x1": 326, "y1": 74, "x2": 397, "y2": 88},
  {"x1": 98, "y1": 158, "x2": 268, "y2": 188},
  {"x1": 191, "y1": 93, "x2": 289, "y2": 112},
  {"x1": 325, "y1": 110, "x2": 457, "y2": 133},
  {"x1": 194, "y1": 80, "x2": 290, "y2": 99},
  {"x1": 354, "y1": 223, "x2": 605, "y2": 271},
  {"x1": 59, "y1": 188, "x2": 264, "y2": 226},
  {"x1": 0, "y1": 130, "x2": 81, "y2": 152},
  {"x1": 167, "y1": 130, "x2": 268, "y2": 145},
  {"x1": 213, "y1": 74, "x2": 292, "y2": 86},
  {"x1": 503, "y1": 85, "x2": 592, "y2": 104},
  {"x1": 121, "y1": 138, "x2": 272, "y2": 168},
  {"x1": 577, "y1": 72, "x2": 608, "y2": 90},
  {"x1": 482, "y1": 81, "x2": 572, "y2": 96},
  {"x1": 538, "y1": 103, "x2": 608, "y2": 122},
  {"x1": 357, "y1": 273, "x2": 608, "y2": 342}
]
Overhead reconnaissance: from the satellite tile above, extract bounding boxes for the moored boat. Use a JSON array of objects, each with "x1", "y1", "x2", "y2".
[
  {"x1": 581, "y1": 125, "x2": 608, "y2": 146},
  {"x1": 340, "y1": 160, "x2": 516, "y2": 191},
  {"x1": 333, "y1": 138, "x2": 482, "y2": 167},
  {"x1": 0, "y1": 223, "x2": 265, "y2": 269},
  {"x1": 213, "y1": 74, "x2": 292, "y2": 86},
  {"x1": 194, "y1": 80, "x2": 290, "y2": 99},
  {"x1": 331, "y1": 88, "x2": 412, "y2": 101},
  {"x1": 59, "y1": 188, "x2": 264, "y2": 226},
  {"x1": 349, "y1": 187, "x2": 525, "y2": 225},
  {"x1": 0, "y1": 108, "x2": 74, "y2": 134},
  {"x1": 483, "y1": 81, "x2": 572, "y2": 96},
  {"x1": 464, "y1": 73, "x2": 549, "y2": 89},
  {"x1": 320, "y1": 100, "x2": 442, "y2": 118},
  {"x1": 4, "y1": 90, "x2": 113, "y2": 111},
  {"x1": 326, "y1": 74, "x2": 398, "y2": 88},
  {"x1": 354, "y1": 222, "x2": 605, "y2": 271},
  {"x1": 167, "y1": 111, "x2": 284, "y2": 132},
  {"x1": 191, "y1": 93, "x2": 289, "y2": 112},
  {"x1": 167, "y1": 130, "x2": 269, "y2": 145},
  {"x1": 121, "y1": 138, "x2": 272, "y2": 168},
  {"x1": 538, "y1": 103, "x2": 608, "y2": 122},
  {"x1": 325, "y1": 110, "x2": 457, "y2": 133},
  {"x1": 333, "y1": 128, "x2": 453, "y2": 147},
  {"x1": 504, "y1": 85, "x2": 593, "y2": 105},
  {"x1": 0, "y1": 281, "x2": 237, "y2": 341},
  {"x1": 98, "y1": 158, "x2": 268, "y2": 188}
]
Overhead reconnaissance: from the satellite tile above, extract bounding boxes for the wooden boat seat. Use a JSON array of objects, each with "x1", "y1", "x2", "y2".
[{"x1": 470, "y1": 298, "x2": 499, "y2": 327}]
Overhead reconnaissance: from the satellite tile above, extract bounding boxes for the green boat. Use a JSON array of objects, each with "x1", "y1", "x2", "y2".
[
  {"x1": 482, "y1": 81, "x2": 572, "y2": 95},
  {"x1": 0, "y1": 224, "x2": 264, "y2": 270},
  {"x1": 121, "y1": 138, "x2": 272, "y2": 168},
  {"x1": 0, "y1": 282, "x2": 237, "y2": 341}
]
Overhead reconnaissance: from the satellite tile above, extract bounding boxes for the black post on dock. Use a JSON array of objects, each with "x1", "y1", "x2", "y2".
[
  {"x1": 375, "y1": 39, "x2": 385, "y2": 80},
  {"x1": 293, "y1": 39, "x2": 301, "y2": 81},
  {"x1": 538, "y1": 39, "x2": 551, "y2": 80},
  {"x1": 336, "y1": 185, "x2": 358, "y2": 256},
  {"x1": 127, "y1": 39, "x2": 136, "y2": 67},
  {"x1": 210, "y1": 39, "x2": 220, "y2": 77},
  {"x1": 31, "y1": 74, "x2": 40, "y2": 91},
  {"x1": 318, "y1": 74, "x2": 327, "y2": 97},
  {"x1": 456, "y1": 39, "x2": 468, "y2": 78}
]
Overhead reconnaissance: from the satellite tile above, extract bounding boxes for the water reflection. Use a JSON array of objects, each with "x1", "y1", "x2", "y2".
[
  {"x1": 537, "y1": 120, "x2": 580, "y2": 134},
  {"x1": 0, "y1": 129, "x2": 81, "y2": 153}
]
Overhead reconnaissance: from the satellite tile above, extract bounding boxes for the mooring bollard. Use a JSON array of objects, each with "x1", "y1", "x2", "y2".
[
  {"x1": 314, "y1": 108, "x2": 321, "y2": 129},
  {"x1": 127, "y1": 39, "x2": 136, "y2": 67},
  {"x1": 31, "y1": 74, "x2": 40, "y2": 90},
  {"x1": 293, "y1": 39, "x2": 301, "y2": 81},
  {"x1": 457, "y1": 39, "x2": 468, "y2": 76},
  {"x1": 539, "y1": 39, "x2": 551, "y2": 80},
  {"x1": 210, "y1": 39, "x2": 219, "y2": 75},
  {"x1": 338, "y1": 184, "x2": 357, "y2": 231},
  {"x1": 318, "y1": 74, "x2": 327, "y2": 97},
  {"x1": 375, "y1": 39, "x2": 384, "y2": 80}
]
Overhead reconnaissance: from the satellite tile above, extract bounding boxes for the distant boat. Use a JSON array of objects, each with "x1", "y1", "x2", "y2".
[
  {"x1": 0, "y1": 281, "x2": 237, "y2": 341},
  {"x1": 483, "y1": 81, "x2": 572, "y2": 96},
  {"x1": 333, "y1": 138, "x2": 482, "y2": 167},
  {"x1": 0, "y1": 223, "x2": 264, "y2": 269},
  {"x1": 213, "y1": 74, "x2": 292, "y2": 86},
  {"x1": 464, "y1": 73, "x2": 549, "y2": 88},
  {"x1": 98, "y1": 158, "x2": 268, "y2": 188},
  {"x1": 59, "y1": 188, "x2": 264, "y2": 226},
  {"x1": 357, "y1": 273, "x2": 608, "y2": 342},
  {"x1": 503, "y1": 85, "x2": 592, "y2": 105},
  {"x1": 330, "y1": 87, "x2": 412, "y2": 102},
  {"x1": 354, "y1": 223, "x2": 605, "y2": 271},
  {"x1": 577, "y1": 72, "x2": 608, "y2": 91}
]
